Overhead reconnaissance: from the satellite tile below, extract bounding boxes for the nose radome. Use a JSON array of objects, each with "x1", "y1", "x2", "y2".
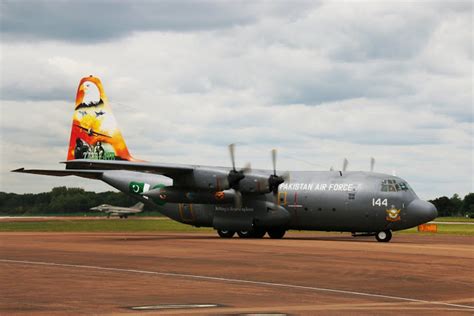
[{"x1": 408, "y1": 199, "x2": 438, "y2": 223}]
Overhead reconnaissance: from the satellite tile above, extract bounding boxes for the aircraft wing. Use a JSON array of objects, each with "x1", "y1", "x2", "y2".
[
  {"x1": 12, "y1": 168, "x2": 103, "y2": 179},
  {"x1": 64, "y1": 159, "x2": 194, "y2": 178}
]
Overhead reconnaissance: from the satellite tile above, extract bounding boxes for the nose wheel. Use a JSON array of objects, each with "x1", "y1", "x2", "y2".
[{"x1": 375, "y1": 230, "x2": 392, "y2": 242}]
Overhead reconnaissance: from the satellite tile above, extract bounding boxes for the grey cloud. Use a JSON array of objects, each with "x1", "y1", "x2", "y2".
[
  {"x1": 1, "y1": 0, "x2": 314, "y2": 43},
  {"x1": 1, "y1": 82, "x2": 73, "y2": 102}
]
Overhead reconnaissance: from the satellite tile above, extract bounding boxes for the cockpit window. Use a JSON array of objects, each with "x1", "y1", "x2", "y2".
[{"x1": 381, "y1": 179, "x2": 410, "y2": 192}]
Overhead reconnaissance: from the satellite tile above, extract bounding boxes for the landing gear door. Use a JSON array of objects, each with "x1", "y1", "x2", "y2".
[{"x1": 213, "y1": 208, "x2": 253, "y2": 231}]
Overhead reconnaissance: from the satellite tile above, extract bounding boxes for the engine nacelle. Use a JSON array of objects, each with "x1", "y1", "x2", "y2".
[
  {"x1": 238, "y1": 175, "x2": 270, "y2": 194},
  {"x1": 144, "y1": 186, "x2": 235, "y2": 204},
  {"x1": 173, "y1": 167, "x2": 270, "y2": 194},
  {"x1": 174, "y1": 168, "x2": 231, "y2": 191}
]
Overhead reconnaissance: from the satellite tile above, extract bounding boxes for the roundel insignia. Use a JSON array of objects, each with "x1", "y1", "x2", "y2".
[
  {"x1": 386, "y1": 206, "x2": 401, "y2": 222},
  {"x1": 214, "y1": 191, "x2": 225, "y2": 200},
  {"x1": 151, "y1": 184, "x2": 167, "y2": 206}
]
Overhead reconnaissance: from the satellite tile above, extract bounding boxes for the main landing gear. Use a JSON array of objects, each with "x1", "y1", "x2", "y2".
[
  {"x1": 217, "y1": 228, "x2": 286, "y2": 239},
  {"x1": 217, "y1": 229, "x2": 235, "y2": 238}
]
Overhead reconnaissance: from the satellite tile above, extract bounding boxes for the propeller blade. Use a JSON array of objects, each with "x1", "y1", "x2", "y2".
[
  {"x1": 234, "y1": 189, "x2": 242, "y2": 209},
  {"x1": 229, "y1": 143, "x2": 236, "y2": 171},
  {"x1": 273, "y1": 191, "x2": 279, "y2": 206},
  {"x1": 370, "y1": 157, "x2": 375, "y2": 172},
  {"x1": 242, "y1": 162, "x2": 252, "y2": 174},
  {"x1": 342, "y1": 158, "x2": 349, "y2": 172}
]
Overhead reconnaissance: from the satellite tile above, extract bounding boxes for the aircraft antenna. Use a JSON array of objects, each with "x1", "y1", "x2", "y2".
[
  {"x1": 370, "y1": 157, "x2": 375, "y2": 172},
  {"x1": 342, "y1": 158, "x2": 349, "y2": 172}
]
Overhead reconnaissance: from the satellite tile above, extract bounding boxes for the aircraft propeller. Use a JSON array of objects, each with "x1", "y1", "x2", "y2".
[
  {"x1": 268, "y1": 149, "x2": 289, "y2": 205},
  {"x1": 227, "y1": 144, "x2": 251, "y2": 208},
  {"x1": 224, "y1": 145, "x2": 289, "y2": 207},
  {"x1": 370, "y1": 157, "x2": 375, "y2": 172}
]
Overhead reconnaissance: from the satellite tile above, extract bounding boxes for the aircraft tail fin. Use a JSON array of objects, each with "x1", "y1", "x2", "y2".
[
  {"x1": 131, "y1": 202, "x2": 145, "y2": 210},
  {"x1": 67, "y1": 76, "x2": 136, "y2": 161}
]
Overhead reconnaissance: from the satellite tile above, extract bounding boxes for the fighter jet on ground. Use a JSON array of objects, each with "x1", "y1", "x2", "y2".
[
  {"x1": 13, "y1": 76, "x2": 437, "y2": 242},
  {"x1": 90, "y1": 202, "x2": 144, "y2": 218}
]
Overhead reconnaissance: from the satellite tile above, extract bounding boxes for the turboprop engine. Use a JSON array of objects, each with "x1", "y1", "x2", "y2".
[{"x1": 144, "y1": 186, "x2": 236, "y2": 204}]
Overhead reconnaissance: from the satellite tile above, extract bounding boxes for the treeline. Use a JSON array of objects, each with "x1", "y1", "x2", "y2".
[
  {"x1": 0, "y1": 187, "x2": 139, "y2": 215},
  {"x1": 429, "y1": 193, "x2": 474, "y2": 217},
  {"x1": 0, "y1": 187, "x2": 473, "y2": 217}
]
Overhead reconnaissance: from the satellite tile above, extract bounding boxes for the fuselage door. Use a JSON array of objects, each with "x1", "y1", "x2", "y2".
[
  {"x1": 278, "y1": 191, "x2": 287, "y2": 206},
  {"x1": 179, "y1": 203, "x2": 194, "y2": 222}
]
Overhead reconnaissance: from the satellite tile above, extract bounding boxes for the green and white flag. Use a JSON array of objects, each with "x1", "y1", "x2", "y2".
[{"x1": 129, "y1": 182, "x2": 150, "y2": 194}]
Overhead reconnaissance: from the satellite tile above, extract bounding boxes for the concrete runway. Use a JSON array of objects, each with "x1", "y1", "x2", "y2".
[{"x1": 1, "y1": 232, "x2": 473, "y2": 315}]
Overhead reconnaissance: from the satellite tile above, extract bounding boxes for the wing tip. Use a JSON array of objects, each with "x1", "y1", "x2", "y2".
[{"x1": 11, "y1": 168, "x2": 25, "y2": 173}]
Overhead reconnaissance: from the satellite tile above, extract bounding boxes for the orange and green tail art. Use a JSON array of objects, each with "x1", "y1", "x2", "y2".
[{"x1": 67, "y1": 76, "x2": 135, "y2": 161}]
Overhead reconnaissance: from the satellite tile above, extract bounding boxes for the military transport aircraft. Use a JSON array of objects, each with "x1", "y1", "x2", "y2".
[
  {"x1": 90, "y1": 202, "x2": 144, "y2": 218},
  {"x1": 13, "y1": 76, "x2": 437, "y2": 242}
]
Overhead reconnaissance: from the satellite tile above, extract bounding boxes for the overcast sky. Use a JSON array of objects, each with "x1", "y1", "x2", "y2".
[{"x1": 0, "y1": 0, "x2": 472, "y2": 199}]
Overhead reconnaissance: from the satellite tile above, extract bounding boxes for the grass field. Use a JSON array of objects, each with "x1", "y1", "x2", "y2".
[
  {"x1": 433, "y1": 216, "x2": 474, "y2": 222},
  {"x1": 395, "y1": 225, "x2": 474, "y2": 236},
  {"x1": 0, "y1": 219, "x2": 211, "y2": 233},
  {"x1": 1, "y1": 218, "x2": 473, "y2": 235}
]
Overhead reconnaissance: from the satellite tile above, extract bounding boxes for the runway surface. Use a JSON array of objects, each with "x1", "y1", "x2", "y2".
[{"x1": 1, "y1": 232, "x2": 473, "y2": 315}]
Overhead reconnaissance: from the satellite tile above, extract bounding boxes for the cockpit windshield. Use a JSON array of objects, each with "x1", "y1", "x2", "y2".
[{"x1": 381, "y1": 179, "x2": 410, "y2": 192}]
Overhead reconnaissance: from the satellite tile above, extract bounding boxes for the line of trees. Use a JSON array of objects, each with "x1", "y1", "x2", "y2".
[
  {"x1": 0, "y1": 187, "x2": 138, "y2": 215},
  {"x1": 0, "y1": 187, "x2": 473, "y2": 217},
  {"x1": 429, "y1": 193, "x2": 474, "y2": 217}
]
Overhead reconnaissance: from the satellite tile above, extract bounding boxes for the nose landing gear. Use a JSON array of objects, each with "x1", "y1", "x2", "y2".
[
  {"x1": 375, "y1": 230, "x2": 392, "y2": 242},
  {"x1": 352, "y1": 230, "x2": 393, "y2": 242}
]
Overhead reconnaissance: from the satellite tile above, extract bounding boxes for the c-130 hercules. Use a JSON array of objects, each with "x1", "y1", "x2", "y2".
[{"x1": 13, "y1": 76, "x2": 437, "y2": 242}]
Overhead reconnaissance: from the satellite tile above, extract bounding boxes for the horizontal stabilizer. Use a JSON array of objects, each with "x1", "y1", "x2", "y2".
[
  {"x1": 12, "y1": 168, "x2": 103, "y2": 179},
  {"x1": 131, "y1": 202, "x2": 145, "y2": 210},
  {"x1": 64, "y1": 159, "x2": 193, "y2": 177}
]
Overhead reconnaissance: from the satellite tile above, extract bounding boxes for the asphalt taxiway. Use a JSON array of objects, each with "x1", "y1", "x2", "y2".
[{"x1": 0, "y1": 232, "x2": 473, "y2": 315}]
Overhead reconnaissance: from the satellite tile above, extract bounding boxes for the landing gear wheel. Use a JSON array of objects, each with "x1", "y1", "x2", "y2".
[
  {"x1": 252, "y1": 228, "x2": 266, "y2": 239},
  {"x1": 267, "y1": 228, "x2": 286, "y2": 239},
  {"x1": 375, "y1": 230, "x2": 392, "y2": 242},
  {"x1": 237, "y1": 230, "x2": 253, "y2": 238},
  {"x1": 217, "y1": 230, "x2": 235, "y2": 238}
]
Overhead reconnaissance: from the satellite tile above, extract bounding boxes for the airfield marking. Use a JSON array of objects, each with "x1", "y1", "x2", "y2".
[
  {"x1": 1, "y1": 259, "x2": 473, "y2": 311},
  {"x1": 130, "y1": 304, "x2": 220, "y2": 310}
]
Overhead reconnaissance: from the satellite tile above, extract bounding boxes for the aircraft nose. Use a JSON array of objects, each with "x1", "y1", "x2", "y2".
[{"x1": 407, "y1": 199, "x2": 438, "y2": 223}]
